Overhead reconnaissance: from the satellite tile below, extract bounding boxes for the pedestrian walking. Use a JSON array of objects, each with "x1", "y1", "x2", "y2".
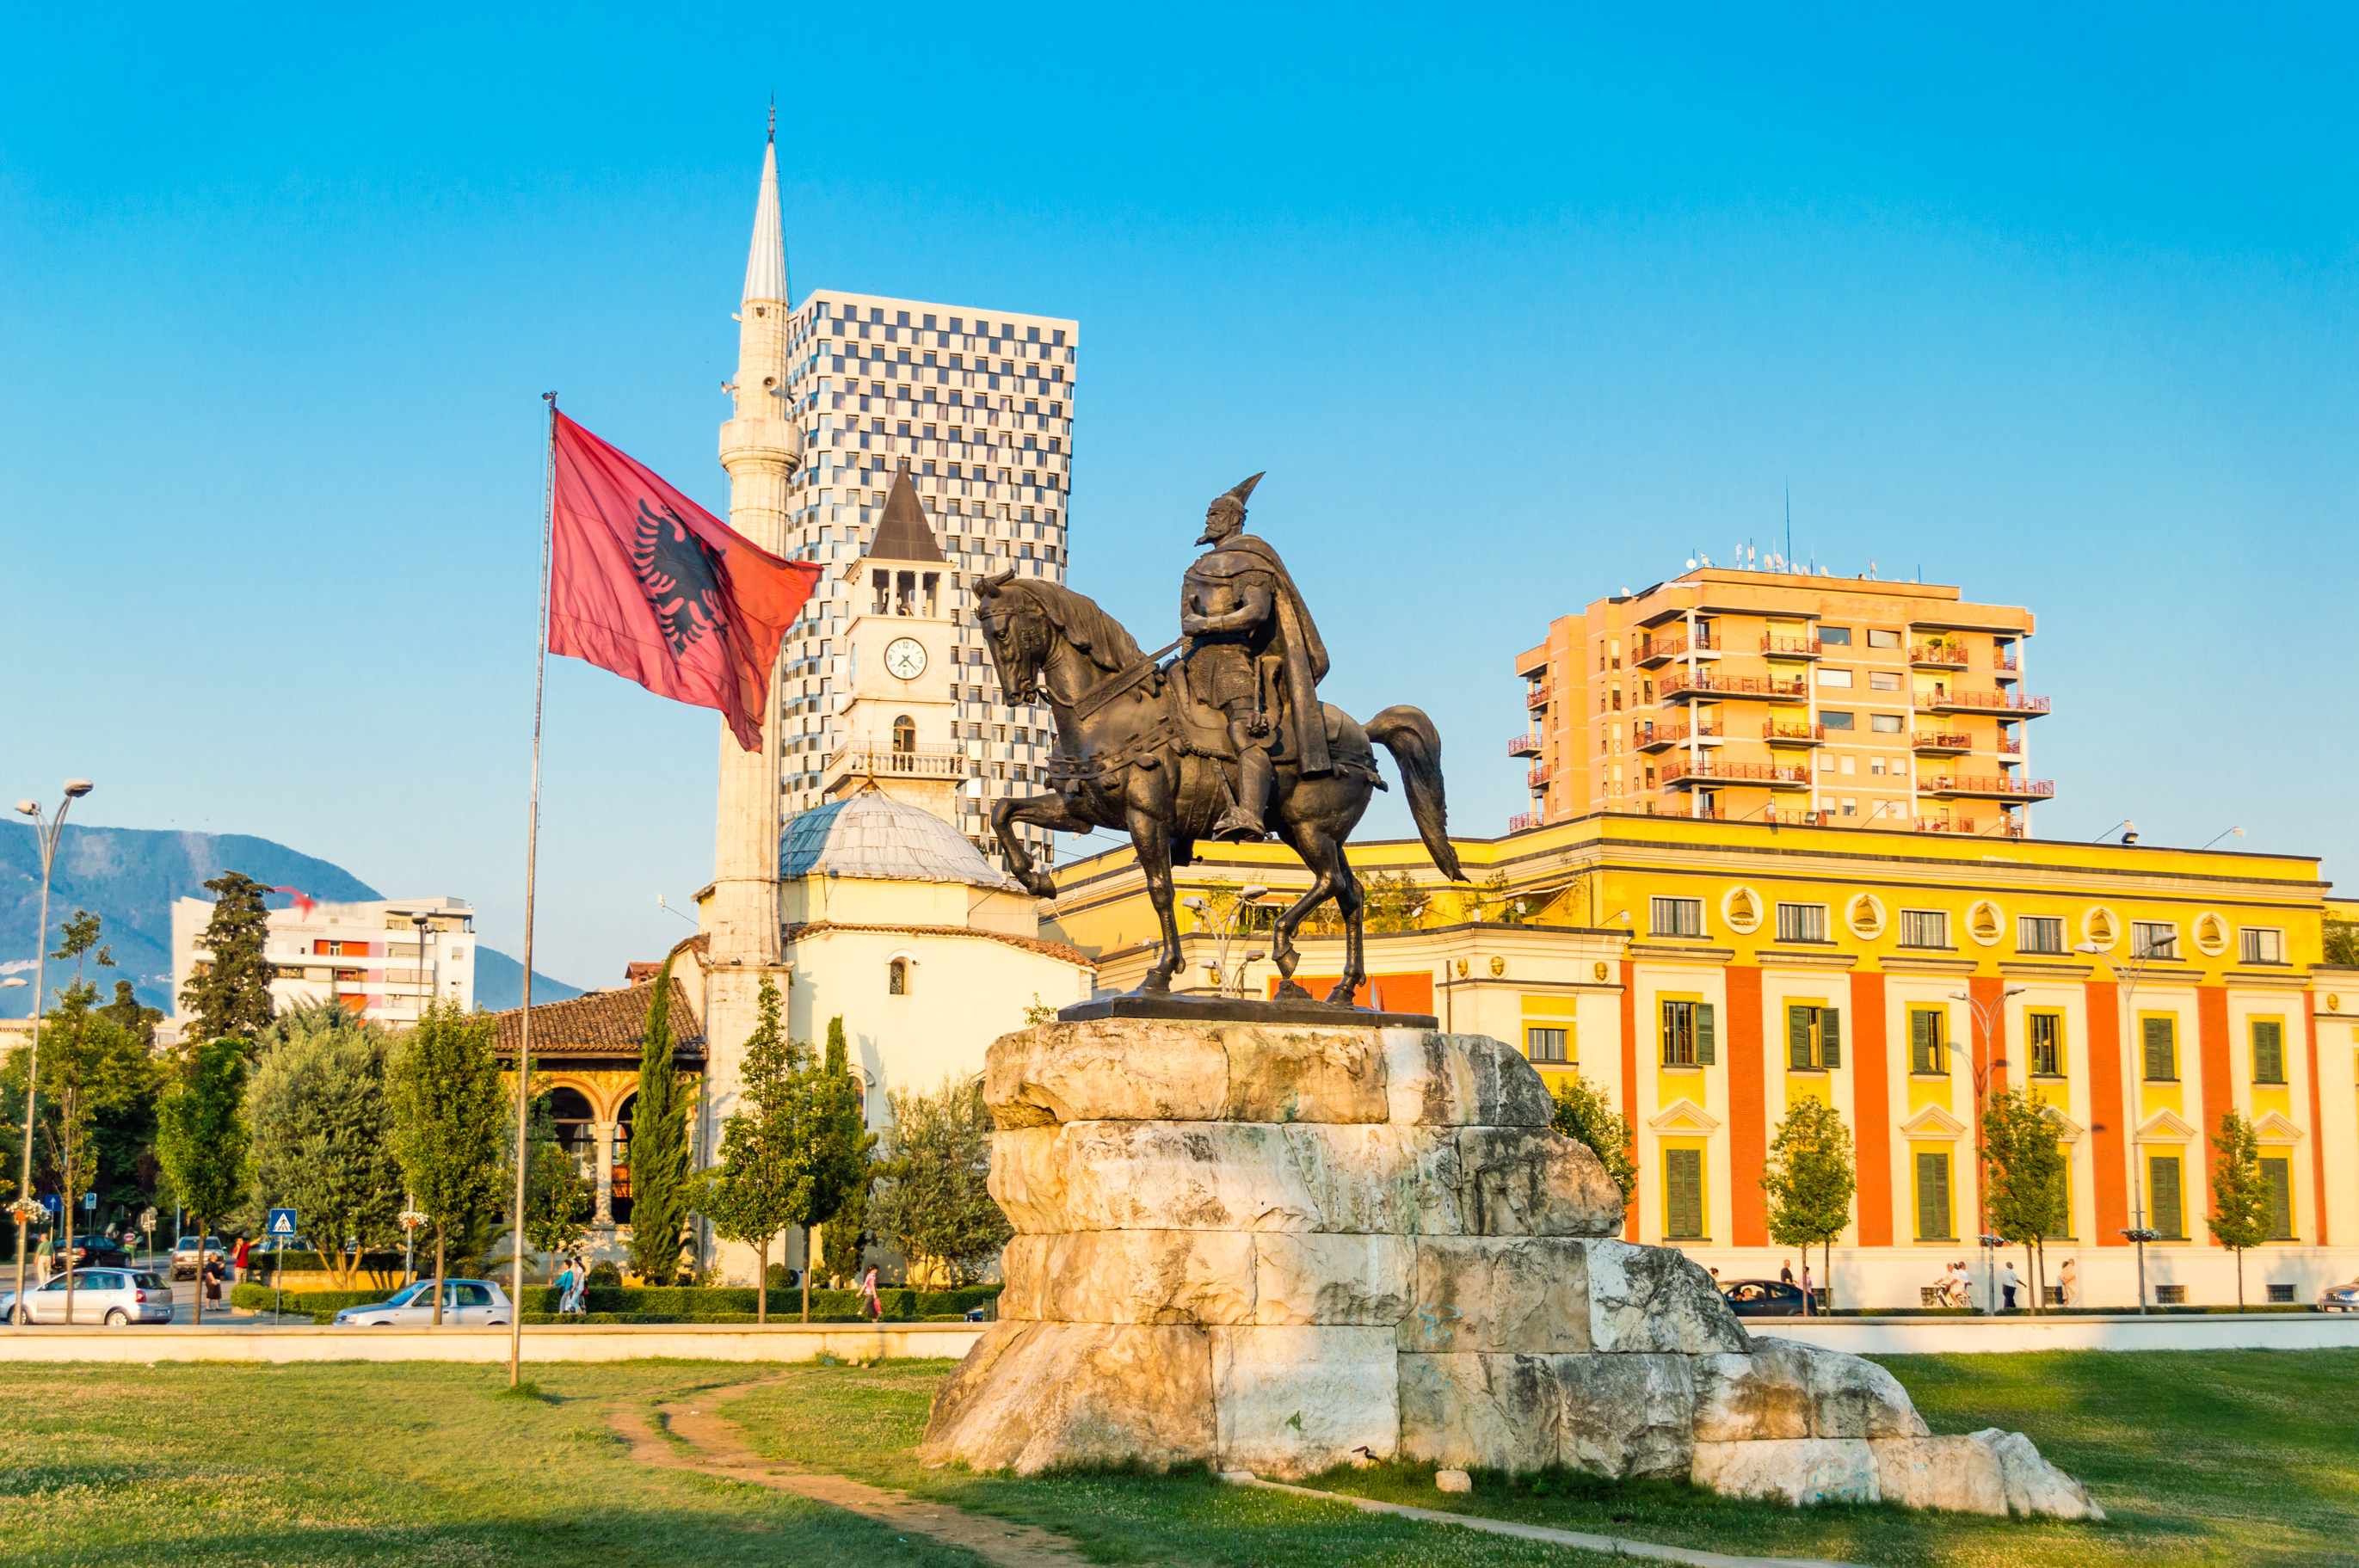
[
  {"x1": 564, "y1": 1257, "x2": 588, "y2": 1315},
  {"x1": 203, "y1": 1256, "x2": 225, "y2": 1309},
  {"x1": 2060, "y1": 1257, "x2": 2079, "y2": 1307},
  {"x1": 1778, "y1": 1260, "x2": 1795, "y2": 1287},
  {"x1": 1800, "y1": 1260, "x2": 1814, "y2": 1315},
  {"x1": 859, "y1": 1265, "x2": 882, "y2": 1321},
  {"x1": 2000, "y1": 1258, "x2": 2021, "y2": 1313}
]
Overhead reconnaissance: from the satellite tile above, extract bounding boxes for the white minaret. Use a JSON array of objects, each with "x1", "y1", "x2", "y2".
[{"x1": 705, "y1": 118, "x2": 803, "y2": 967}]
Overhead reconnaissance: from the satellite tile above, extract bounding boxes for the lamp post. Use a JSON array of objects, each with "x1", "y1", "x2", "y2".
[
  {"x1": 2076, "y1": 936, "x2": 2174, "y2": 1314},
  {"x1": 1949, "y1": 986, "x2": 2025, "y2": 1313},
  {"x1": 1180, "y1": 885, "x2": 1268, "y2": 998},
  {"x1": 11, "y1": 778, "x2": 93, "y2": 1318},
  {"x1": 404, "y1": 912, "x2": 434, "y2": 1288}
]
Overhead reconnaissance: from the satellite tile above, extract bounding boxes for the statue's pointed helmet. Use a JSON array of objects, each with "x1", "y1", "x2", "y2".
[{"x1": 1205, "y1": 471, "x2": 1265, "y2": 532}]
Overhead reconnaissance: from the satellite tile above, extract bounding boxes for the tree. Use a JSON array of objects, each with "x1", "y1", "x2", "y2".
[
  {"x1": 2325, "y1": 918, "x2": 2359, "y2": 966},
  {"x1": 246, "y1": 1002, "x2": 403, "y2": 1289},
  {"x1": 800, "y1": 1015, "x2": 875, "y2": 1318},
  {"x1": 1762, "y1": 1098, "x2": 1857, "y2": 1312},
  {"x1": 625, "y1": 962, "x2": 692, "y2": 1286},
  {"x1": 100, "y1": 980, "x2": 162, "y2": 1048},
  {"x1": 33, "y1": 913, "x2": 157, "y2": 1323},
  {"x1": 177, "y1": 873, "x2": 278, "y2": 1047},
  {"x1": 693, "y1": 978, "x2": 805, "y2": 1324},
  {"x1": 155, "y1": 1036, "x2": 250, "y2": 1325},
  {"x1": 1550, "y1": 1073, "x2": 1638, "y2": 1206},
  {"x1": 386, "y1": 1000, "x2": 506, "y2": 1325},
  {"x1": 2205, "y1": 1109, "x2": 2271, "y2": 1312},
  {"x1": 1980, "y1": 1088, "x2": 2069, "y2": 1313},
  {"x1": 871, "y1": 1075, "x2": 1006, "y2": 1288}
]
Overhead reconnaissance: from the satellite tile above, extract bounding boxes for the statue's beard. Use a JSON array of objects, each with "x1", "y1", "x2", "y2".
[{"x1": 1197, "y1": 517, "x2": 1236, "y2": 545}]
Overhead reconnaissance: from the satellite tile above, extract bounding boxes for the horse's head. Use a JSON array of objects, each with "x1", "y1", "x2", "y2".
[{"x1": 973, "y1": 570, "x2": 1052, "y2": 704}]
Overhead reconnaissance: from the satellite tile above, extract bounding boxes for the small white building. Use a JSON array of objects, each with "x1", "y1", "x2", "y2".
[{"x1": 170, "y1": 895, "x2": 476, "y2": 1029}]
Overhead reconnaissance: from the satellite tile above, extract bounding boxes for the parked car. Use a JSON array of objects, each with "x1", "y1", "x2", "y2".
[
  {"x1": 2319, "y1": 1277, "x2": 2359, "y2": 1313},
  {"x1": 169, "y1": 1236, "x2": 225, "y2": 1281},
  {"x1": 3, "y1": 1268, "x2": 174, "y2": 1325},
  {"x1": 1720, "y1": 1279, "x2": 1810, "y2": 1317},
  {"x1": 64, "y1": 1236, "x2": 131, "y2": 1270},
  {"x1": 332, "y1": 1279, "x2": 513, "y2": 1327}
]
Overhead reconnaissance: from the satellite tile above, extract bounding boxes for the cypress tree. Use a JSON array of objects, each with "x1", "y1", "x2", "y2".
[
  {"x1": 800, "y1": 1015, "x2": 873, "y2": 1318},
  {"x1": 625, "y1": 961, "x2": 691, "y2": 1285},
  {"x1": 178, "y1": 873, "x2": 278, "y2": 1048}
]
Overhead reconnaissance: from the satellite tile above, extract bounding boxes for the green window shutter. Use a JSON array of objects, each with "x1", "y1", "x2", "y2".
[
  {"x1": 1789, "y1": 1006, "x2": 1813, "y2": 1070},
  {"x1": 2150, "y1": 1155, "x2": 2183, "y2": 1239},
  {"x1": 2263, "y1": 1158, "x2": 2293, "y2": 1240},
  {"x1": 1917, "y1": 1152, "x2": 1951, "y2": 1239},
  {"x1": 1666, "y1": 1148, "x2": 1703, "y2": 1239},
  {"x1": 1822, "y1": 1008, "x2": 1842, "y2": 1069},
  {"x1": 2252, "y1": 1021, "x2": 2284, "y2": 1085},
  {"x1": 2143, "y1": 1018, "x2": 2176, "y2": 1081},
  {"x1": 1911, "y1": 1010, "x2": 1933, "y2": 1074},
  {"x1": 1697, "y1": 1003, "x2": 1715, "y2": 1066}
]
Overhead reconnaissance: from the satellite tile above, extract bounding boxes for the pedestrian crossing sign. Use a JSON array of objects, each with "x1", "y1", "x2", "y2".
[{"x1": 267, "y1": 1208, "x2": 299, "y2": 1239}]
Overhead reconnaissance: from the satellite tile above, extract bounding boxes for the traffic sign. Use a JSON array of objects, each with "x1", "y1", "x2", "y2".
[
  {"x1": 39, "y1": 1195, "x2": 59, "y2": 1215},
  {"x1": 81, "y1": 1191, "x2": 96, "y2": 1210},
  {"x1": 139, "y1": 1208, "x2": 157, "y2": 1233},
  {"x1": 267, "y1": 1208, "x2": 299, "y2": 1239}
]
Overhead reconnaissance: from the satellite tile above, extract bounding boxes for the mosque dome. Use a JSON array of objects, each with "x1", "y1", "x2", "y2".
[{"x1": 779, "y1": 789, "x2": 1024, "y2": 893}]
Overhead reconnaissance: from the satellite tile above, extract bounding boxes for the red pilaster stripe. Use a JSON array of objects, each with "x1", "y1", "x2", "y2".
[
  {"x1": 2197, "y1": 985, "x2": 2233, "y2": 1244},
  {"x1": 1849, "y1": 970, "x2": 1892, "y2": 1246},
  {"x1": 1726, "y1": 965, "x2": 1768, "y2": 1246},
  {"x1": 1620, "y1": 959, "x2": 1640, "y2": 1243},
  {"x1": 1970, "y1": 972, "x2": 2008, "y2": 1122},
  {"x1": 2086, "y1": 980, "x2": 2127, "y2": 1245}
]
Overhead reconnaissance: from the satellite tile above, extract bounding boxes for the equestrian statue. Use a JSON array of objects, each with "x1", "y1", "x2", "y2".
[{"x1": 974, "y1": 474, "x2": 1464, "y2": 1006}]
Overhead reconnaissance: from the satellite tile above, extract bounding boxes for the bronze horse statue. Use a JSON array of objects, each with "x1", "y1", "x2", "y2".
[{"x1": 972, "y1": 571, "x2": 1464, "y2": 1003}]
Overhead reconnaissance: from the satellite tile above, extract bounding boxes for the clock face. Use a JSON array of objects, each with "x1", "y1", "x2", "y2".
[{"x1": 884, "y1": 636, "x2": 927, "y2": 680}]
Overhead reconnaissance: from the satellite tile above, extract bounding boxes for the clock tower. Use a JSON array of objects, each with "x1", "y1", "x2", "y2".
[{"x1": 827, "y1": 470, "x2": 964, "y2": 818}]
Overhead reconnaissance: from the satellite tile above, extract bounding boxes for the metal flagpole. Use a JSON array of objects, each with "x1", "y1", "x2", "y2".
[{"x1": 511, "y1": 393, "x2": 558, "y2": 1387}]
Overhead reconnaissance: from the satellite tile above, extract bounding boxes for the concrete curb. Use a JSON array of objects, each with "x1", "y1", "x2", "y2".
[
  {"x1": 1757, "y1": 1313, "x2": 2359, "y2": 1355},
  {"x1": 1218, "y1": 1472, "x2": 1874, "y2": 1568},
  {"x1": 0, "y1": 1322, "x2": 985, "y2": 1363}
]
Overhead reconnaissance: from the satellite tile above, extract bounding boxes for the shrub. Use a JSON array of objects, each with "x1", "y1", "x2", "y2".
[{"x1": 586, "y1": 1261, "x2": 621, "y2": 1287}]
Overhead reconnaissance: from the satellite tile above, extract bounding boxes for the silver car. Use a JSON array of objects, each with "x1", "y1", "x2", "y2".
[
  {"x1": 332, "y1": 1278, "x2": 513, "y2": 1326},
  {"x1": 2, "y1": 1268, "x2": 175, "y2": 1325},
  {"x1": 2320, "y1": 1277, "x2": 2359, "y2": 1312}
]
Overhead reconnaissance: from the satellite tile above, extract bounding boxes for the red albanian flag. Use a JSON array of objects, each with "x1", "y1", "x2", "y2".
[{"x1": 548, "y1": 411, "x2": 822, "y2": 750}]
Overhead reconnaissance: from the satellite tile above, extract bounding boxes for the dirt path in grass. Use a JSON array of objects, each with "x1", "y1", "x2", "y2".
[{"x1": 607, "y1": 1374, "x2": 1093, "y2": 1568}]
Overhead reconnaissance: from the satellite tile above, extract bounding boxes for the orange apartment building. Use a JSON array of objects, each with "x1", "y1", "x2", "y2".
[{"x1": 1511, "y1": 569, "x2": 2046, "y2": 839}]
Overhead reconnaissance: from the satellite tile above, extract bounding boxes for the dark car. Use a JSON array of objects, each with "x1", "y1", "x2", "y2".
[
  {"x1": 65, "y1": 1236, "x2": 132, "y2": 1270},
  {"x1": 1721, "y1": 1279, "x2": 1809, "y2": 1317}
]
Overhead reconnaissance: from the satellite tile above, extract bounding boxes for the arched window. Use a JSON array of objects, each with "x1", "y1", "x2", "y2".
[
  {"x1": 545, "y1": 1086, "x2": 595, "y2": 1172},
  {"x1": 611, "y1": 1092, "x2": 637, "y2": 1224},
  {"x1": 892, "y1": 715, "x2": 916, "y2": 753},
  {"x1": 889, "y1": 957, "x2": 909, "y2": 995}
]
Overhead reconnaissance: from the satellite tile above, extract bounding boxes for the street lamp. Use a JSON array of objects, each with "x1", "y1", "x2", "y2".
[
  {"x1": 1180, "y1": 884, "x2": 1268, "y2": 998},
  {"x1": 2077, "y1": 935, "x2": 2174, "y2": 1313},
  {"x1": 404, "y1": 912, "x2": 435, "y2": 1288},
  {"x1": 1949, "y1": 986, "x2": 2027, "y2": 1313},
  {"x1": 12, "y1": 778, "x2": 93, "y2": 1317}
]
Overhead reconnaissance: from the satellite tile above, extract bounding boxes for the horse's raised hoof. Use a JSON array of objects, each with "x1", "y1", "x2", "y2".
[
  {"x1": 1322, "y1": 982, "x2": 1360, "y2": 1007},
  {"x1": 1140, "y1": 975, "x2": 1173, "y2": 995},
  {"x1": 1022, "y1": 871, "x2": 1058, "y2": 899}
]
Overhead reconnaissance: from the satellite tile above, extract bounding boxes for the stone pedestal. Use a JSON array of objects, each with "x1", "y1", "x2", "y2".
[{"x1": 917, "y1": 1019, "x2": 2103, "y2": 1519}]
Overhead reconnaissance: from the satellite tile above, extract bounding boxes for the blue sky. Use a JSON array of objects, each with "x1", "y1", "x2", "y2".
[{"x1": 4, "y1": 4, "x2": 2353, "y2": 989}]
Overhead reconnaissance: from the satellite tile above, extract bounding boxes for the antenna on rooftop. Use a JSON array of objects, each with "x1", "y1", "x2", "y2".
[{"x1": 1784, "y1": 481, "x2": 1793, "y2": 574}]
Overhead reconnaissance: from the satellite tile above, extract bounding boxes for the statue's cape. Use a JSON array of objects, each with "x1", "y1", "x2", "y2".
[{"x1": 1189, "y1": 532, "x2": 1330, "y2": 774}]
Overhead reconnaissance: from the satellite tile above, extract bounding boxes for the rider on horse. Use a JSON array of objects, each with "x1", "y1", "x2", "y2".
[{"x1": 1179, "y1": 473, "x2": 1333, "y2": 843}]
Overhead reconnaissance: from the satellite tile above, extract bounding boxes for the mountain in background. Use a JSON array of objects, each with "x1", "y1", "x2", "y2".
[{"x1": 1, "y1": 822, "x2": 582, "y2": 1017}]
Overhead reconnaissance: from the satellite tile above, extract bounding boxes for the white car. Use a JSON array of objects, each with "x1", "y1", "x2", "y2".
[
  {"x1": 2320, "y1": 1277, "x2": 2359, "y2": 1313},
  {"x1": 332, "y1": 1278, "x2": 513, "y2": 1326},
  {"x1": 3, "y1": 1268, "x2": 175, "y2": 1325}
]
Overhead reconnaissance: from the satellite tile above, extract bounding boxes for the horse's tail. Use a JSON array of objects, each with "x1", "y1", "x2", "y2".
[{"x1": 1365, "y1": 705, "x2": 1464, "y2": 882}]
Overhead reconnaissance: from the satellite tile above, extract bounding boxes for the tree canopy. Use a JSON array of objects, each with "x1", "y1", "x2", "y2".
[
  {"x1": 871, "y1": 1074, "x2": 1006, "y2": 1288},
  {"x1": 386, "y1": 1000, "x2": 506, "y2": 1321},
  {"x1": 625, "y1": 962, "x2": 691, "y2": 1285},
  {"x1": 155, "y1": 1036, "x2": 251, "y2": 1324},
  {"x1": 177, "y1": 873, "x2": 278, "y2": 1046},
  {"x1": 1549, "y1": 1072, "x2": 1638, "y2": 1206},
  {"x1": 2205, "y1": 1108, "x2": 2271, "y2": 1311},
  {"x1": 247, "y1": 1002, "x2": 404, "y2": 1288},
  {"x1": 1763, "y1": 1097, "x2": 1857, "y2": 1308}
]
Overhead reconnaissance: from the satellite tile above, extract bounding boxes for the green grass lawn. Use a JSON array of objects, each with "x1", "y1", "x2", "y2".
[
  {"x1": 729, "y1": 1349, "x2": 2359, "y2": 1568},
  {"x1": 0, "y1": 1361, "x2": 989, "y2": 1568}
]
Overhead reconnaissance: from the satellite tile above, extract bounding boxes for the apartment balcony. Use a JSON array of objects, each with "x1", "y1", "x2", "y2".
[
  {"x1": 1506, "y1": 810, "x2": 1543, "y2": 833},
  {"x1": 1760, "y1": 636, "x2": 1823, "y2": 660},
  {"x1": 1994, "y1": 653, "x2": 2022, "y2": 673},
  {"x1": 1919, "y1": 688, "x2": 2050, "y2": 716},
  {"x1": 1909, "y1": 643, "x2": 1970, "y2": 668},
  {"x1": 1912, "y1": 730, "x2": 1972, "y2": 754},
  {"x1": 1919, "y1": 773, "x2": 2055, "y2": 800},
  {"x1": 1634, "y1": 632, "x2": 1719, "y2": 667},
  {"x1": 1636, "y1": 723, "x2": 1722, "y2": 753},
  {"x1": 1525, "y1": 685, "x2": 1552, "y2": 711},
  {"x1": 1526, "y1": 762, "x2": 1552, "y2": 790},
  {"x1": 1659, "y1": 670, "x2": 1810, "y2": 704},
  {"x1": 1762, "y1": 721, "x2": 1826, "y2": 746},
  {"x1": 1660, "y1": 759, "x2": 1812, "y2": 790},
  {"x1": 1916, "y1": 815, "x2": 2027, "y2": 839},
  {"x1": 1762, "y1": 805, "x2": 1833, "y2": 826},
  {"x1": 1640, "y1": 801, "x2": 1728, "y2": 821},
  {"x1": 1506, "y1": 732, "x2": 1542, "y2": 758}
]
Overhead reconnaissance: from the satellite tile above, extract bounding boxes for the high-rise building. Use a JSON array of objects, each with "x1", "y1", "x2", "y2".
[
  {"x1": 1512, "y1": 569, "x2": 2048, "y2": 839},
  {"x1": 170, "y1": 895, "x2": 476, "y2": 1027}
]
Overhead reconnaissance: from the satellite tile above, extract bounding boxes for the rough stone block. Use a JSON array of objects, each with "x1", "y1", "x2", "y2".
[
  {"x1": 1585, "y1": 1239, "x2": 1748, "y2": 1352},
  {"x1": 1456, "y1": 1128, "x2": 1626, "y2": 1238},
  {"x1": 1381, "y1": 1031, "x2": 1554, "y2": 1127},
  {"x1": 1397, "y1": 1352, "x2": 1561, "y2": 1473},
  {"x1": 917, "y1": 1320, "x2": 1216, "y2": 1475},
  {"x1": 1222, "y1": 1027, "x2": 1391, "y2": 1124},
  {"x1": 1396, "y1": 1237, "x2": 1592, "y2": 1353},
  {"x1": 985, "y1": 1022, "x2": 1230, "y2": 1127},
  {"x1": 1795, "y1": 1340, "x2": 1929, "y2": 1438},
  {"x1": 1000, "y1": 1231, "x2": 1254, "y2": 1325},
  {"x1": 1253, "y1": 1234, "x2": 1414, "y2": 1325},
  {"x1": 1871, "y1": 1435, "x2": 2008, "y2": 1516},
  {"x1": 1971, "y1": 1429, "x2": 2107, "y2": 1521},
  {"x1": 1554, "y1": 1351, "x2": 1697, "y2": 1479},
  {"x1": 1212, "y1": 1325, "x2": 1399, "y2": 1477},
  {"x1": 1056, "y1": 1121, "x2": 1320, "y2": 1232},
  {"x1": 1285, "y1": 1124, "x2": 1463, "y2": 1234},
  {"x1": 1691, "y1": 1438, "x2": 1878, "y2": 1506},
  {"x1": 1691, "y1": 1342, "x2": 1813, "y2": 1442},
  {"x1": 988, "y1": 1127, "x2": 1070, "y2": 1233}
]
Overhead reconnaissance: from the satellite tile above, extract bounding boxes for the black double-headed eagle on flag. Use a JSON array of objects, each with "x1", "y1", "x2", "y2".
[{"x1": 631, "y1": 499, "x2": 729, "y2": 655}]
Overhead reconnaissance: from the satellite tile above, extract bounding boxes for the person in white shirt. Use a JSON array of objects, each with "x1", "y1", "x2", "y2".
[{"x1": 1999, "y1": 1258, "x2": 2022, "y2": 1312}]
